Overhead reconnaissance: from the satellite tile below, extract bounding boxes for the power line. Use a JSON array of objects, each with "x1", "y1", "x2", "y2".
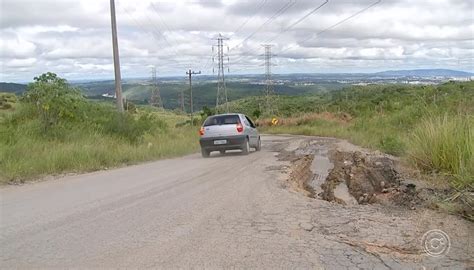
[
  {"x1": 228, "y1": 66, "x2": 262, "y2": 73},
  {"x1": 150, "y1": 2, "x2": 174, "y2": 36},
  {"x1": 200, "y1": 1, "x2": 276, "y2": 73},
  {"x1": 232, "y1": 0, "x2": 268, "y2": 37},
  {"x1": 233, "y1": 0, "x2": 380, "y2": 72},
  {"x1": 277, "y1": 0, "x2": 382, "y2": 56},
  {"x1": 117, "y1": 1, "x2": 188, "y2": 70},
  {"x1": 119, "y1": 6, "x2": 152, "y2": 37},
  {"x1": 197, "y1": 0, "x2": 269, "y2": 74},
  {"x1": 229, "y1": 0, "x2": 298, "y2": 71},
  {"x1": 149, "y1": 2, "x2": 182, "y2": 54},
  {"x1": 229, "y1": 0, "x2": 296, "y2": 52},
  {"x1": 265, "y1": 0, "x2": 329, "y2": 43},
  {"x1": 140, "y1": 5, "x2": 183, "y2": 65},
  {"x1": 200, "y1": 54, "x2": 213, "y2": 72},
  {"x1": 136, "y1": 3, "x2": 177, "y2": 55},
  {"x1": 231, "y1": 0, "x2": 328, "y2": 66},
  {"x1": 119, "y1": 3, "x2": 167, "y2": 46}
]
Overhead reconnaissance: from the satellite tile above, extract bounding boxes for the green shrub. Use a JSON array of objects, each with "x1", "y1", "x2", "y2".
[
  {"x1": 0, "y1": 93, "x2": 18, "y2": 110},
  {"x1": 200, "y1": 105, "x2": 215, "y2": 119},
  {"x1": 102, "y1": 112, "x2": 167, "y2": 143},
  {"x1": 252, "y1": 108, "x2": 262, "y2": 119},
  {"x1": 1, "y1": 103, "x2": 12, "y2": 109},
  {"x1": 22, "y1": 72, "x2": 84, "y2": 131}
]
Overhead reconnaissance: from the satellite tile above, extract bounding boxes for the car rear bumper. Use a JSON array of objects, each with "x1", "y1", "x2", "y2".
[{"x1": 200, "y1": 135, "x2": 247, "y2": 151}]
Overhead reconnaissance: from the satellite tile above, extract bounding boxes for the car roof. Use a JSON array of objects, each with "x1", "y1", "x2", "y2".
[{"x1": 209, "y1": 113, "x2": 243, "y2": 117}]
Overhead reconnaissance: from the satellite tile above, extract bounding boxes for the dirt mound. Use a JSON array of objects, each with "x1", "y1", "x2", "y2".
[{"x1": 322, "y1": 151, "x2": 424, "y2": 208}]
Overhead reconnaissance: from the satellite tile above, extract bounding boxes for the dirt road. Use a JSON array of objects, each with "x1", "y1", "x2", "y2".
[{"x1": 0, "y1": 135, "x2": 472, "y2": 269}]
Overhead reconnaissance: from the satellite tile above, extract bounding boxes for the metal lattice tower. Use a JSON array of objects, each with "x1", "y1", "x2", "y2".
[
  {"x1": 262, "y1": 44, "x2": 276, "y2": 116},
  {"x1": 178, "y1": 89, "x2": 185, "y2": 112},
  {"x1": 213, "y1": 34, "x2": 229, "y2": 113},
  {"x1": 150, "y1": 67, "x2": 163, "y2": 108}
]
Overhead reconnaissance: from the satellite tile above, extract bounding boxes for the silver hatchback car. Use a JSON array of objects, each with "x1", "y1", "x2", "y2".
[{"x1": 199, "y1": 113, "x2": 261, "y2": 157}]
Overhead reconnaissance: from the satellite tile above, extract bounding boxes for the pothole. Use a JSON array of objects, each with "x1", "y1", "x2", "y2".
[
  {"x1": 280, "y1": 138, "x2": 427, "y2": 209},
  {"x1": 309, "y1": 147, "x2": 333, "y2": 197},
  {"x1": 321, "y1": 150, "x2": 429, "y2": 209}
]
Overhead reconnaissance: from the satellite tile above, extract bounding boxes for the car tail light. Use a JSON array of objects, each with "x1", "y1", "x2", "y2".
[
  {"x1": 236, "y1": 123, "x2": 244, "y2": 133},
  {"x1": 199, "y1": 127, "x2": 205, "y2": 136}
]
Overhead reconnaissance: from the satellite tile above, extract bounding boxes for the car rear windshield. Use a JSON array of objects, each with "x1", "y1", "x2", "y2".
[{"x1": 203, "y1": 115, "x2": 241, "y2": 126}]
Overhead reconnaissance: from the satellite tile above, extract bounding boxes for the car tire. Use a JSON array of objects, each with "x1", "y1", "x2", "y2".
[
  {"x1": 255, "y1": 137, "x2": 261, "y2": 151},
  {"x1": 201, "y1": 148, "x2": 210, "y2": 158},
  {"x1": 241, "y1": 138, "x2": 250, "y2": 155}
]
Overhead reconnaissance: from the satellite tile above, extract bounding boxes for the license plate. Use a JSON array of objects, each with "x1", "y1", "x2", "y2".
[{"x1": 214, "y1": 140, "x2": 227, "y2": 145}]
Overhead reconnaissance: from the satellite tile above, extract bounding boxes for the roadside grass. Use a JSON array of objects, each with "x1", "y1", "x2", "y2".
[
  {"x1": 261, "y1": 112, "x2": 473, "y2": 188},
  {"x1": 260, "y1": 114, "x2": 407, "y2": 156},
  {"x1": 0, "y1": 102, "x2": 199, "y2": 184},
  {"x1": 256, "y1": 81, "x2": 474, "y2": 190},
  {"x1": 407, "y1": 114, "x2": 473, "y2": 189}
]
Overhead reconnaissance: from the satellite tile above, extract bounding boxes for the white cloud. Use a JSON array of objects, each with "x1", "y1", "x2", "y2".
[
  {"x1": 0, "y1": 0, "x2": 473, "y2": 82},
  {"x1": 4, "y1": 58, "x2": 37, "y2": 68},
  {"x1": 0, "y1": 36, "x2": 37, "y2": 58}
]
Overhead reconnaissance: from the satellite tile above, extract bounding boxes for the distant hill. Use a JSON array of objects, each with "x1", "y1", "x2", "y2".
[
  {"x1": 0, "y1": 83, "x2": 27, "y2": 94},
  {"x1": 375, "y1": 69, "x2": 473, "y2": 77}
]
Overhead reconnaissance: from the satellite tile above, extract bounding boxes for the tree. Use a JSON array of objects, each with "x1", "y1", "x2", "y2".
[
  {"x1": 22, "y1": 72, "x2": 84, "y2": 130},
  {"x1": 252, "y1": 108, "x2": 262, "y2": 119},
  {"x1": 200, "y1": 106, "x2": 215, "y2": 119}
]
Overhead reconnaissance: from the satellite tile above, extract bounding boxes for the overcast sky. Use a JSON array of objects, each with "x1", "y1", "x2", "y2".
[{"x1": 1, "y1": 0, "x2": 473, "y2": 82}]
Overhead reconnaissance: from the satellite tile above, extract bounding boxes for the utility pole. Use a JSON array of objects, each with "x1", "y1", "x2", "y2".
[
  {"x1": 262, "y1": 44, "x2": 276, "y2": 116},
  {"x1": 109, "y1": 0, "x2": 124, "y2": 112},
  {"x1": 186, "y1": 69, "x2": 201, "y2": 125},
  {"x1": 150, "y1": 66, "x2": 163, "y2": 108},
  {"x1": 213, "y1": 34, "x2": 230, "y2": 113}
]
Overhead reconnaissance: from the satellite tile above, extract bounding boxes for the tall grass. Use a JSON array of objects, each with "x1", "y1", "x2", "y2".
[
  {"x1": 0, "y1": 126, "x2": 199, "y2": 182},
  {"x1": 408, "y1": 114, "x2": 473, "y2": 188},
  {"x1": 0, "y1": 102, "x2": 200, "y2": 183}
]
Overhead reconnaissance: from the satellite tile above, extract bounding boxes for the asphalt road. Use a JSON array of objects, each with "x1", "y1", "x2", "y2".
[{"x1": 0, "y1": 135, "x2": 472, "y2": 269}]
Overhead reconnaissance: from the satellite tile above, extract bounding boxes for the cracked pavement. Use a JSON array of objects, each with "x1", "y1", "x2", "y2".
[{"x1": 0, "y1": 135, "x2": 472, "y2": 269}]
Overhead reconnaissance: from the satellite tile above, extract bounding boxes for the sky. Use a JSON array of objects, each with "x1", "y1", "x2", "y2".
[{"x1": 1, "y1": 0, "x2": 473, "y2": 82}]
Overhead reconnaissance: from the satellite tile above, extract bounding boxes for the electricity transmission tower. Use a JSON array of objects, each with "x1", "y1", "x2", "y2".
[
  {"x1": 178, "y1": 90, "x2": 185, "y2": 112},
  {"x1": 213, "y1": 34, "x2": 230, "y2": 113},
  {"x1": 150, "y1": 67, "x2": 163, "y2": 108},
  {"x1": 262, "y1": 44, "x2": 277, "y2": 116},
  {"x1": 186, "y1": 69, "x2": 201, "y2": 124}
]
